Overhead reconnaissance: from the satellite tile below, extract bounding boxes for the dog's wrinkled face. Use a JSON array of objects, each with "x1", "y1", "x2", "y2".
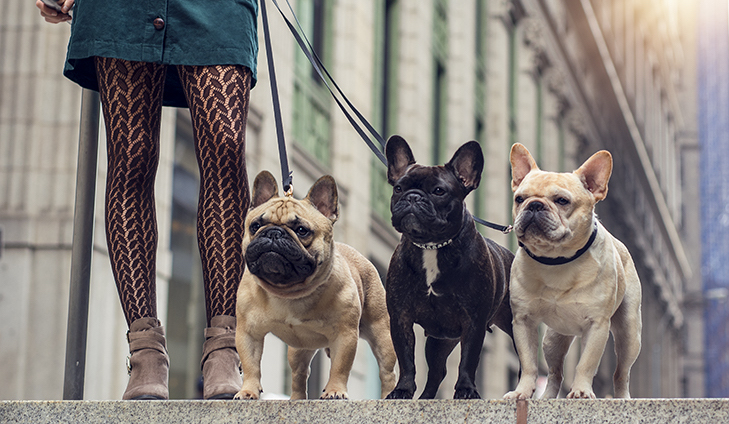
[
  {"x1": 386, "y1": 135, "x2": 483, "y2": 245},
  {"x1": 510, "y1": 143, "x2": 612, "y2": 256},
  {"x1": 243, "y1": 171, "x2": 339, "y2": 299}
]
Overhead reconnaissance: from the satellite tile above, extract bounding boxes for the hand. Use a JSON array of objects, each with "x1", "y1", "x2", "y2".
[{"x1": 35, "y1": 0, "x2": 74, "y2": 24}]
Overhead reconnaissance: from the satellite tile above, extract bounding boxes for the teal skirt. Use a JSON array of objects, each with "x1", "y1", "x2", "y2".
[{"x1": 63, "y1": 0, "x2": 258, "y2": 108}]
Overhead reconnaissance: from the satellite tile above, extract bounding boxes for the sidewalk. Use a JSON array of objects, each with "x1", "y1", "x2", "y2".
[{"x1": 2, "y1": 398, "x2": 727, "y2": 423}]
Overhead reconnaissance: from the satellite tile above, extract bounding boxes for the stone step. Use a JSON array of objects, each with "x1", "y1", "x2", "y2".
[{"x1": 2, "y1": 399, "x2": 728, "y2": 423}]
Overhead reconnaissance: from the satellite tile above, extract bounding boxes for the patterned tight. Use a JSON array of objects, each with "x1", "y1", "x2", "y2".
[{"x1": 95, "y1": 57, "x2": 251, "y2": 327}]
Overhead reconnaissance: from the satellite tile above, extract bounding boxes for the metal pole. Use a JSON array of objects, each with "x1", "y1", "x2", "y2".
[{"x1": 62, "y1": 88, "x2": 101, "y2": 400}]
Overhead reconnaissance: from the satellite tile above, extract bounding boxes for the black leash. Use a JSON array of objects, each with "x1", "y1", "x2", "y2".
[
  {"x1": 260, "y1": 0, "x2": 293, "y2": 194},
  {"x1": 267, "y1": 0, "x2": 387, "y2": 165},
  {"x1": 475, "y1": 215, "x2": 512, "y2": 234},
  {"x1": 259, "y1": 0, "x2": 512, "y2": 234},
  {"x1": 279, "y1": 0, "x2": 387, "y2": 153}
]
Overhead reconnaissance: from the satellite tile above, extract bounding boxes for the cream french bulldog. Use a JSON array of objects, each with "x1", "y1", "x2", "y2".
[
  {"x1": 504, "y1": 143, "x2": 642, "y2": 400},
  {"x1": 234, "y1": 171, "x2": 396, "y2": 400}
]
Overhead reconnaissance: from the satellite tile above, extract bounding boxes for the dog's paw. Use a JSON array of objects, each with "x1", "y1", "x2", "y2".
[
  {"x1": 386, "y1": 388, "x2": 414, "y2": 399},
  {"x1": 566, "y1": 388, "x2": 596, "y2": 399},
  {"x1": 321, "y1": 390, "x2": 348, "y2": 400},
  {"x1": 233, "y1": 389, "x2": 261, "y2": 400},
  {"x1": 454, "y1": 387, "x2": 481, "y2": 400},
  {"x1": 503, "y1": 389, "x2": 533, "y2": 400}
]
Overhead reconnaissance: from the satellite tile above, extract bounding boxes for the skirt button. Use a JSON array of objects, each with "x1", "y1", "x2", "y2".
[{"x1": 153, "y1": 18, "x2": 165, "y2": 30}]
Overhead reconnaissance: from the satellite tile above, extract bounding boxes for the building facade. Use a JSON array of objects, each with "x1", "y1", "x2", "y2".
[
  {"x1": 698, "y1": 0, "x2": 729, "y2": 398},
  {"x1": 0, "y1": 0, "x2": 701, "y2": 400}
]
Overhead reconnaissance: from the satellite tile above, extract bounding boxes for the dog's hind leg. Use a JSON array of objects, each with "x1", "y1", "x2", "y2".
[
  {"x1": 541, "y1": 328, "x2": 574, "y2": 398},
  {"x1": 610, "y1": 286, "x2": 642, "y2": 398},
  {"x1": 287, "y1": 347, "x2": 317, "y2": 400},
  {"x1": 420, "y1": 337, "x2": 459, "y2": 399},
  {"x1": 360, "y1": 320, "x2": 397, "y2": 398}
]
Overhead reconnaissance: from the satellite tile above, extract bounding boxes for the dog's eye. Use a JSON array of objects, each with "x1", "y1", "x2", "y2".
[
  {"x1": 249, "y1": 222, "x2": 261, "y2": 233},
  {"x1": 555, "y1": 197, "x2": 570, "y2": 206},
  {"x1": 394, "y1": 185, "x2": 402, "y2": 193},
  {"x1": 295, "y1": 226, "x2": 310, "y2": 237},
  {"x1": 515, "y1": 196, "x2": 525, "y2": 204},
  {"x1": 433, "y1": 187, "x2": 445, "y2": 196}
]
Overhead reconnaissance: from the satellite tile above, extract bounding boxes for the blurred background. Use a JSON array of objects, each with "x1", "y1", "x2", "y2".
[{"x1": 1, "y1": 0, "x2": 727, "y2": 400}]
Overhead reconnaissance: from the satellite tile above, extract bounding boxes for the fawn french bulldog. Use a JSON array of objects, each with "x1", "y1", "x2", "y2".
[
  {"x1": 234, "y1": 171, "x2": 396, "y2": 400},
  {"x1": 504, "y1": 143, "x2": 642, "y2": 400}
]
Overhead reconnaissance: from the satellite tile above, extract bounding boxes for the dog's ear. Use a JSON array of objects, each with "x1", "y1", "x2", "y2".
[
  {"x1": 574, "y1": 150, "x2": 613, "y2": 202},
  {"x1": 251, "y1": 171, "x2": 279, "y2": 208},
  {"x1": 386, "y1": 135, "x2": 416, "y2": 185},
  {"x1": 446, "y1": 141, "x2": 484, "y2": 192},
  {"x1": 510, "y1": 143, "x2": 539, "y2": 191},
  {"x1": 305, "y1": 175, "x2": 339, "y2": 223}
]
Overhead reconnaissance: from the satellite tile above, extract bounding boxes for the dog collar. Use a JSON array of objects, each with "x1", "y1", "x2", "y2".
[
  {"x1": 412, "y1": 239, "x2": 454, "y2": 250},
  {"x1": 519, "y1": 222, "x2": 598, "y2": 266}
]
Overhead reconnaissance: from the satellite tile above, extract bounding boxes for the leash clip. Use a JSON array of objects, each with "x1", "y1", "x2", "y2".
[
  {"x1": 502, "y1": 225, "x2": 514, "y2": 235},
  {"x1": 283, "y1": 171, "x2": 294, "y2": 197},
  {"x1": 284, "y1": 182, "x2": 294, "y2": 198}
]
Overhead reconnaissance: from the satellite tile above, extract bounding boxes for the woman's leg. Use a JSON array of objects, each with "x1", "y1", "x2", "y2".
[
  {"x1": 95, "y1": 57, "x2": 169, "y2": 400},
  {"x1": 177, "y1": 64, "x2": 252, "y2": 399}
]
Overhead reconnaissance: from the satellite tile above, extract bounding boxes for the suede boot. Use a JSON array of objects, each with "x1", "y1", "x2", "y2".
[
  {"x1": 201, "y1": 315, "x2": 243, "y2": 399},
  {"x1": 122, "y1": 317, "x2": 170, "y2": 400}
]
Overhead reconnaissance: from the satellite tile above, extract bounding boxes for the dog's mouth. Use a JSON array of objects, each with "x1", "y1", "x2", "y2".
[
  {"x1": 396, "y1": 213, "x2": 428, "y2": 235},
  {"x1": 247, "y1": 251, "x2": 318, "y2": 298},
  {"x1": 515, "y1": 210, "x2": 572, "y2": 253},
  {"x1": 250, "y1": 252, "x2": 307, "y2": 285},
  {"x1": 391, "y1": 194, "x2": 447, "y2": 239},
  {"x1": 516, "y1": 209, "x2": 562, "y2": 237},
  {"x1": 245, "y1": 235, "x2": 317, "y2": 289}
]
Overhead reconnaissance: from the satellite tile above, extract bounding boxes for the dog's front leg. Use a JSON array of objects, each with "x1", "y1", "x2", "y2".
[
  {"x1": 504, "y1": 314, "x2": 539, "y2": 400},
  {"x1": 288, "y1": 347, "x2": 317, "y2": 400},
  {"x1": 542, "y1": 327, "x2": 575, "y2": 398},
  {"x1": 386, "y1": 313, "x2": 417, "y2": 399},
  {"x1": 453, "y1": 322, "x2": 488, "y2": 399},
  {"x1": 567, "y1": 319, "x2": 610, "y2": 399},
  {"x1": 420, "y1": 337, "x2": 459, "y2": 399},
  {"x1": 320, "y1": 330, "x2": 359, "y2": 399},
  {"x1": 234, "y1": 327, "x2": 265, "y2": 400}
]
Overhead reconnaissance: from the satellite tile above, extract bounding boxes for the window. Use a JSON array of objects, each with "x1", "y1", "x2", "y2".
[
  {"x1": 432, "y1": 0, "x2": 449, "y2": 164},
  {"x1": 508, "y1": 17, "x2": 519, "y2": 149},
  {"x1": 371, "y1": 0, "x2": 400, "y2": 222},
  {"x1": 473, "y1": 0, "x2": 488, "y2": 223},
  {"x1": 292, "y1": 0, "x2": 333, "y2": 165},
  {"x1": 506, "y1": 4, "x2": 525, "y2": 251}
]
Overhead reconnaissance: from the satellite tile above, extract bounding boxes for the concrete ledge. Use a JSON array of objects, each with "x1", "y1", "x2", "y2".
[{"x1": 1, "y1": 399, "x2": 728, "y2": 423}]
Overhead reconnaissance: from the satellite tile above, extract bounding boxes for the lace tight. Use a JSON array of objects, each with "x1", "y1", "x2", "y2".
[{"x1": 95, "y1": 57, "x2": 251, "y2": 327}]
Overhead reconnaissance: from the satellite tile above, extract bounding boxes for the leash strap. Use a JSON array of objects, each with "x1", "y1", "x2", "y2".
[
  {"x1": 260, "y1": 0, "x2": 293, "y2": 193},
  {"x1": 475, "y1": 216, "x2": 513, "y2": 234},
  {"x1": 279, "y1": 0, "x2": 386, "y2": 152},
  {"x1": 268, "y1": 0, "x2": 387, "y2": 165},
  {"x1": 261, "y1": 0, "x2": 511, "y2": 233}
]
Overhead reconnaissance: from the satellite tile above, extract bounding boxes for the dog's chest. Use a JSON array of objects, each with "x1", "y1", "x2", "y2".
[
  {"x1": 262, "y1": 300, "x2": 334, "y2": 348},
  {"x1": 515, "y1": 275, "x2": 608, "y2": 336},
  {"x1": 421, "y1": 250, "x2": 441, "y2": 296},
  {"x1": 268, "y1": 312, "x2": 330, "y2": 348}
]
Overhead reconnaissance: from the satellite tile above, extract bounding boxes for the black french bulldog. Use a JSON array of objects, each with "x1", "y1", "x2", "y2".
[{"x1": 384, "y1": 135, "x2": 515, "y2": 400}]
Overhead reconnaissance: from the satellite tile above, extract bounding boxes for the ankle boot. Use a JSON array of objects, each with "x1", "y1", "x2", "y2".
[
  {"x1": 122, "y1": 317, "x2": 169, "y2": 400},
  {"x1": 201, "y1": 315, "x2": 243, "y2": 399}
]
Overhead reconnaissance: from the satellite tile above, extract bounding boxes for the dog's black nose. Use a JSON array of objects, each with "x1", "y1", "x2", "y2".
[
  {"x1": 263, "y1": 227, "x2": 285, "y2": 240},
  {"x1": 527, "y1": 201, "x2": 545, "y2": 212}
]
